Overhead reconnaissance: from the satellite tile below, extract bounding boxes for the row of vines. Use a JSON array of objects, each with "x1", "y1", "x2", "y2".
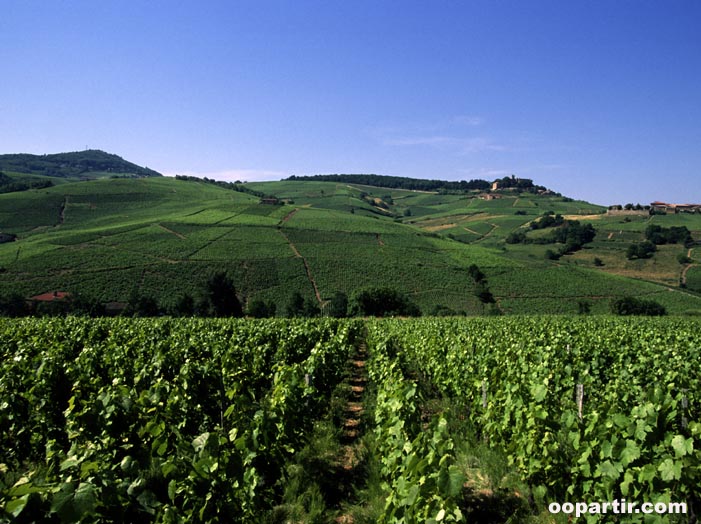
[
  {"x1": 0, "y1": 317, "x2": 359, "y2": 522},
  {"x1": 2, "y1": 316, "x2": 699, "y2": 522},
  {"x1": 367, "y1": 316, "x2": 701, "y2": 523}
]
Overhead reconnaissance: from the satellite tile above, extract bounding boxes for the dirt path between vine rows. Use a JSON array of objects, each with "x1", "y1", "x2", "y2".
[
  {"x1": 277, "y1": 229, "x2": 323, "y2": 304},
  {"x1": 681, "y1": 263, "x2": 698, "y2": 286},
  {"x1": 157, "y1": 223, "x2": 186, "y2": 239},
  {"x1": 334, "y1": 342, "x2": 367, "y2": 524}
]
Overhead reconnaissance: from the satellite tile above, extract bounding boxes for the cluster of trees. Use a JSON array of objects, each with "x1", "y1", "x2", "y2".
[
  {"x1": 350, "y1": 287, "x2": 421, "y2": 317},
  {"x1": 506, "y1": 214, "x2": 597, "y2": 259},
  {"x1": 645, "y1": 224, "x2": 694, "y2": 247},
  {"x1": 529, "y1": 213, "x2": 565, "y2": 230},
  {"x1": 1, "y1": 272, "x2": 427, "y2": 318},
  {"x1": 610, "y1": 296, "x2": 667, "y2": 316},
  {"x1": 468, "y1": 264, "x2": 501, "y2": 314},
  {"x1": 625, "y1": 226, "x2": 694, "y2": 261},
  {"x1": 608, "y1": 203, "x2": 651, "y2": 211},
  {"x1": 626, "y1": 241, "x2": 657, "y2": 260},
  {"x1": 493, "y1": 175, "x2": 550, "y2": 194},
  {"x1": 0, "y1": 172, "x2": 54, "y2": 194},
  {"x1": 287, "y1": 174, "x2": 491, "y2": 192}
]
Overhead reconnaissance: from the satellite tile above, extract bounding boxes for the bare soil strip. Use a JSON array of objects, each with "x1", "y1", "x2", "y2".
[
  {"x1": 681, "y1": 263, "x2": 698, "y2": 286},
  {"x1": 334, "y1": 343, "x2": 368, "y2": 524},
  {"x1": 462, "y1": 226, "x2": 483, "y2": 236},
  {"x1": 157, "y1": 223, "x2": 186, "y2": 239},
  {"x1": 280, "y1": 208, "x2": 299, "y2": 224},
  {"x1": 56, "y1": 197, "x2": 67, "y2": 226},
  {"x1": 277, "y1": 229, "x2": 323, "y2": 304},
  {"x1": 473, "y1": 222, "x2": 498, "y2": 242}
]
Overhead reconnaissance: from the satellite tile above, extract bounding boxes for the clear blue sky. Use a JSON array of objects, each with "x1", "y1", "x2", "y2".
[{"x1": 2, "y1": 1, "x2": 699, "y2": 205}]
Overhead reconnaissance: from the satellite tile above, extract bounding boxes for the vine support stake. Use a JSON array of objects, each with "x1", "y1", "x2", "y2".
[
  {"x1": 682, "y1": 389, "x2": 688, "y2": 430},
  {"x1": 576, "y1": 384, "x2": 584, "y2": 421}
]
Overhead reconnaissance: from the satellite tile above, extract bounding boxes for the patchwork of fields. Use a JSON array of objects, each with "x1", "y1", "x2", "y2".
[{"x1": 1, "y1": 175, "x2": 701, "y2": 314}]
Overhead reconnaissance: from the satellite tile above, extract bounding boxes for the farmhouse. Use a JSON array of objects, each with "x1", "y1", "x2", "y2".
[
  {"x1": 28, "y1": 291, "x2": 72, "y2": 303},
  {"x1": 26, "y1": 291, "x2": 73, "y2": 314},
  {"x1": 259, "y1": 197, "x2": 281, "y2": 205},
  {"x1": 650, "y1": 201, "x2": 701, "y2": 213}
]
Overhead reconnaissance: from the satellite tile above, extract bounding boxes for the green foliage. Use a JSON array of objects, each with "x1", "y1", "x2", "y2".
[
  {"x1": 287, "y1": 173, "x2": 491, "y2": 192},
  {"x1": 530, "y1": 213, "x2": 564, "y2": 230},
  {"x1": 367, "y1": 316, "x2": 701, "y2": 516},
  {"x1": 0, "y1": 171, "x2": 54, "y2": 193},
  {"x1": 610, "y1": 296, "x2": 667, "y2": 316},
  {"x1": 204, "y1": 272, "x2": 244, "y2": 318},
  {"x1": 284, "y1": 292, "x2": 320, "y2": 318},
  {"x1": 246, "y1": 298, "x2": 277, "y2": 318},
  {"x1": 0, "y1": 317, "x2": 359, "y2": 521},
  {"x1": 0, "y1": 292, "x2": 29, "y2": 316},
  {"x1": 645, "y1": 224, "x2": 693, "y2": 246},
  {"x1": 577, "y1": 300, "x2": 592, "y2": 314},
  {"x1": 627, "y1": 241, "x2": 657, "y2": 260},
  {"x1": 327, "y1": 291, "x2": 348, "y2": 318},
  {"x1": 467, "y1": 264, "x2": 485, "y2": 284},
  {"x1": 350, "y1": 287, "x2": 421, "y2": 317}
]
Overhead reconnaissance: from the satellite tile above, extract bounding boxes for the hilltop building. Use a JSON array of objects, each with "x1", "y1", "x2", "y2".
[{"x1": 650, "y1": 202, "x2": 701, "y2": 213}]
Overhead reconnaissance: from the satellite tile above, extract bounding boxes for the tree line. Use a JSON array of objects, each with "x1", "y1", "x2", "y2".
[
  {"x1": 286, "y1": 174, "x2": 491, "y2": 192},
  {"x1": 0, "y1": 172, "x2": 54, "y2": 194}
]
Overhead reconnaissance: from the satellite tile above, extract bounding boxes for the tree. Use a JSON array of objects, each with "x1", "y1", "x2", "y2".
[
  {"x1": 247, "y1": 298, "x2": 276, "y2": 318},
  {"x1": 350, "y1": 287, "x2": 421, "y2": 317},
  {"x1": 677, "y1": 253, "x2": 692, "y2": 265},
  {"x1": 70, "y1": 294, "x2": 105, "y2": 317},
  {"x1": 205, "y1": 272, "x2": 243, "y2": 317},
  {"x1": 0, "y1": 292, "x2": 29, "y2": 317},
  {"x1": 474, "y1": 282, "x2": 495, "y2": 305},
  {"x1": 610, "y1": 296, "x2": 666, "y2": 316},
  {"x1": 124, "y1": 290, "x2": 160, "y2": 317},
  {"x1": 170, "y1": 293, "x2": 195, "y2": 316},
  {"x1": 467, "y1": 264, "x2": 485, "y2": 284},
  {"x1": 285, "y1": 291, "x2": 306, "y2": 317},
  {"x1": 327, "y1": 291, "x2": 348, "y2": 318},
  {"x1": 626, "y1": 241, "x2": 656, "y2": 260}
]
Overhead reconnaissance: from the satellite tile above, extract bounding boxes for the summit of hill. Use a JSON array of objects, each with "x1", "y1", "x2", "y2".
[{"x1": 0, "y1": 150, "x2": 161, "y2": 179}]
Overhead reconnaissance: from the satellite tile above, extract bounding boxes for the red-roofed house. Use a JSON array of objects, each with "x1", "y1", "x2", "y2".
[{"x1": 29, "y1": 291, "x2": 72, "y2": 302}]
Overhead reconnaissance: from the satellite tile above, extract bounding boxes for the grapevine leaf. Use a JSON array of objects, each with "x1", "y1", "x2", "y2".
[
  {"x1": 671, "y1": 435, "x2": 693, "y2": 458},
  {"x1": 657, "y1": 458, "x2": 682, "y2": 481},
  {"x1": 619, "y1": 440, "x2": 641, "y2": 467}
]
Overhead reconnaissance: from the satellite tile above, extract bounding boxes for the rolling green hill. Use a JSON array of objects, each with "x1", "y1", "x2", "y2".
[
  {"x1": 0, "y1": 150, "x2": 161, "y2": 179},
  {"x1": 1, "y1": 157, "x2": 700, "y2": 315}
]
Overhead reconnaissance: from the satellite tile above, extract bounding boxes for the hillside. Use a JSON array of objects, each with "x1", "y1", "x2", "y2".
[
  {"x1": 1, "y1": 165, "x2": 700, "y2": 316},
  {"x1": 0, "y1": 150, "x2": 161, "y2": 179}
]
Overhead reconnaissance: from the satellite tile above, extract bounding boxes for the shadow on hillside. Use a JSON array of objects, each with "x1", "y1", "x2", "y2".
[{"x1": 459, "y1": 486, "x2": 530, "y2": 523}]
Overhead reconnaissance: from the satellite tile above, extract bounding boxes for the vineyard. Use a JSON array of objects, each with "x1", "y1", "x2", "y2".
[{"x1": 1, "y1": 317, "x2": 699, "y2": 522}]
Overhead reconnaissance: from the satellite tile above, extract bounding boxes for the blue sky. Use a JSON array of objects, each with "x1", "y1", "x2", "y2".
[{"x1": 1, "y1": 1, "x2": 699, "y2": 205}]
